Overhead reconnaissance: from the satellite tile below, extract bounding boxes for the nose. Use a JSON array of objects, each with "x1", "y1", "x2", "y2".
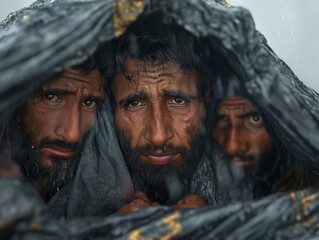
[
  {"x1": 55, "y1": 106, "x2": 81, "y2": 144},
  {"x1": 223, "y1": 126, "x2": 248, "y2": 156},
  {"x1": 144, "y1": 104, "x2": 173, "y2": 146}
]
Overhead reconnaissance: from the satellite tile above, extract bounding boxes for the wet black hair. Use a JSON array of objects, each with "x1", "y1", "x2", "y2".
[
  {"x1": 205, "y1": 55, "x2": 292, "y2": 188},
  {"x1": 73, "y1": 57, "x2": 97, "y2": 74},
  {"x1": 102, "y1": 10, "x2": 211, "y2": 108},
  {"x1": 111, "y1": 11, "x2": 205, "y2": 82}
]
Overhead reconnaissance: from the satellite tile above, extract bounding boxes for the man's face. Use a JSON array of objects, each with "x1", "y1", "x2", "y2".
[
  {"x1": 112, "y1": 60, "x2": 204, "y2": 189},
  {"x1": 16, "y1": 68, "x2": 105, "y2": 197},
  {"x1": 212, "y1": 96, "x2": 274, "y2": 175}
]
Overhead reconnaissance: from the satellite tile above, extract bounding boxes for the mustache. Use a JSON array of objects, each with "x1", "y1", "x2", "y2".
[
  {"x1": 129, "y1": 143, "x2": 187, "y2": 160},
  {"x1": 232, "y1": 156, "x2": 254, "y2": 162},
  {"x1": 36, "y1": 138, "x2": 80, "y2": 152},
  {"x1": 230, "y1": 153, "x2": 264, "y2": 164},
  {"x1": 139, "y1": 144, "x2": 187, "y2": 155}
]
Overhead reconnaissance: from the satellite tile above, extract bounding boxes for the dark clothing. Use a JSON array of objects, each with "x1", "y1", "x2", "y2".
[
  {"x1": 47, "y1": 96, "x2": 134, "y2": 218},
  {"x1": 1, "y1": 0, "x2": 319, "y2": 239}
]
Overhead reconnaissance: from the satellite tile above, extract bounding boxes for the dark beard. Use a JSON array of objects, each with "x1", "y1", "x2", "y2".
[
  {"x1": 11, "y1": 121, "x2": 80, "y2": 200},
  {"x1": 208, "y1": 141, "x2": 279, "y2": 202},
  {"x1": 225, "y1": 147, "x2": 278, "y2": 199},
  {"x1": 118, "y1": 126, "x2": 202, "y2": 205}
]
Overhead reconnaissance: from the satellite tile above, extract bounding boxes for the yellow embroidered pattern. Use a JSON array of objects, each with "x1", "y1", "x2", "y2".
[
  {"x1": 114, "y1": 0, "x2": 145, "y2": 37},
  {"x1": 128, "y1": 211, "x2": 182, "y2": 240}
]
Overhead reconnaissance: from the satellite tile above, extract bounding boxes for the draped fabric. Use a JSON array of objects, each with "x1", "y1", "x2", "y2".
[
  {"x1": 48, "y1": 96, "x2": 134, "y2": 218},
  {"x1": 1, "y1": 0, "x2": 319, "y2": 239},
  {"x1": 0, "y1": 0, "x2": 135, "y2": 219}
]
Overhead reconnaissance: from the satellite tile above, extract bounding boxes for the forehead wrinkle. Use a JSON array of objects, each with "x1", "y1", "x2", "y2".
[
  {"x1": 124, "y1": 59, "x2": 183, "y2": 80},
  {"x1": 87, "y1": 81, "x2": 105, "y2": 98},
  {"x1": 43, "y1": 76, "x2": 104, "y2": 100},
  {"x1": 121, "y1": 60, "x2": 199, "y2": 99},
  {"x1": 42, "y1": 81, "x2": 78, "y2": 93},
  {"x1": 130, "y1": 75, "x2": 174, "y2": 94},
  {"x1": 60, "y1": 69, "x2": 99, "y2": 82},
  {"x1": 218, "y1": 104, "x2": 256, "y2": 118}
]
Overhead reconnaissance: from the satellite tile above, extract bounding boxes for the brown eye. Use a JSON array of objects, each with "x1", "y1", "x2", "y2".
[
  {"x1": 82, "y1": 99, "x2": 96, "y2": 108},
  {"x1": 128, "y1": 100, "x2": 142, "y2": 107},
  {"x1": 169, "y1": 96, "x2": 188, "y2": 106},
  {"x1": 43, "y1": 94, "x2": 59, "y2": 102},
  {"x1": 214, "y1": 115, "x2": 229, "y2": 128},
  {"x1": 216, "y1": 115, "x2": 229, "y2": 122},
  {"x1": 172, "y1": 97, "x2": 185, "y2": 104}
]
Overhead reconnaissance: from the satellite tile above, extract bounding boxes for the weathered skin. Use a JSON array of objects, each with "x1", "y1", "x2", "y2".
[
  {"x1": 1, "y1": 0, "x2": 319, "y2": 239},
  {"x1": 213, "y1": 96, "x2": 273, "y2": 175}
]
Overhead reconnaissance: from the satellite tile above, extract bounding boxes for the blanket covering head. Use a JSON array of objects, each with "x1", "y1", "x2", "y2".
[{"x1": 1, "y1": 0, "x2": 319, "y2": 239}]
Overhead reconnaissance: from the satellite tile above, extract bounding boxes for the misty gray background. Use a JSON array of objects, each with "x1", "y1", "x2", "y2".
[{"x1": 1, "y1": 0, "x2": 318, "y2": 91}]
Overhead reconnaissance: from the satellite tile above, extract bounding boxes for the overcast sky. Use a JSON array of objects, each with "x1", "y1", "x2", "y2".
[
  {"x1": 229, "y1": 0, "x2": 319, "y2": 91},
  {"x1": 1, "y1": 0, "x2": 318, "y2": 91}
]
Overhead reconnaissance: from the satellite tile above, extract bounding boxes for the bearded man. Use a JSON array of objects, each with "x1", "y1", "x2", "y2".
[
  {"x1": 11, "y1": 60, "x2": 105, "y2": 201},
  {"x1": 212, "y1": 95, "x2": 319, "y2": 198},
  {"x1": 108, "y1": 12, "x2": 208, "y2": 212},
  {"x1": 212, "y1": 96, "x2": 279, "y2": 198}
]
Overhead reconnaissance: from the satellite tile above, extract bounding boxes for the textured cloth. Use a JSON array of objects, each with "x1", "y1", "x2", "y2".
[
  {"x1": 1, "y1": 0, "x2": 319, "y2": 239},
  {"x1": 48, "y1": 97, "x2": 134, "y2": 218},
  {"x1": 0, "y1": 0, "x2": 134, "y2": 219}
]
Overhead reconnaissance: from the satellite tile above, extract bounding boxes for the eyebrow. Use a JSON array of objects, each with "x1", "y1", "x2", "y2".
[
  {"x1": 41, "y1": 88, "x2": 105, "y2": 102},
  {"x1": 118, "y1": 89, "x2": 197, "y2": 107},
  {"x1": 40, "y1": 88, "x2": 77, "y2": 95},
  {"x1": 86, "y1": 94, "x2": 105, "y2": 104},
  {"x1": 216, "y1": 110, "x2": 259, "y2": 119},
  {"x1": 237, "y1": 110, "x2": 259, "y2": 119},
  {"x1": 163, "y1": 90, "x2": 197, "y2": 100}
]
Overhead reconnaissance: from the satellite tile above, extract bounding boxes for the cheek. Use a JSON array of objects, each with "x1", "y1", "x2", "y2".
[
  {"x1": 173, "y1": 104, "x2": 203, "y2": 144},
  {"x1": 19, "y1": 104, "x2": 56, "y2": 143},
  {"x1": 252, "y1": 131, "x2": 273, "y2": 154},
  {"x1": 80, "y1": 111, "x2": 98, "y2": 136},
  {"x1": 115, "y1": 110, "x2": 131, "y2": 132},
  {"x1": 114, "y1": 110, "x2": 142, "y2": 145},
  {"x1": 212, "y1": 127, "x2": 224, "y2": 144},
  {"x1": 172, "y1": 102, "x2": 202, "y2": 122}
]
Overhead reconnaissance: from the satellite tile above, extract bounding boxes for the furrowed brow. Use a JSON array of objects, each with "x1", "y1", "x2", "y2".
[
  {"x1": 40, "y1": 88, "x2": 77, "y2": 95},
  {"x1": 237, "y1": 110, "x2": 259, "y2": 119}
]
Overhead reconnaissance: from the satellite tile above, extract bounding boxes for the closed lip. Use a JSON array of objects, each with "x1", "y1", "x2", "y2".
[
  {"x1": 42, "y1": 147, "x2": 76, "y2": 158},
  {"x1": 231, "y1": 157, "x2": 256, "y2": 168},
  {"x1": 140, "y1": 151, "x2": 181, "y2": 165}
]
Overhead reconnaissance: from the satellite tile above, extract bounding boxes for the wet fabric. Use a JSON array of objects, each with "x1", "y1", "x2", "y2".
[
  {"x1": 48, "y1": 96, "x2": 134, "y2": 218},
  {"x1": 0, "y1": 0, "x2": 134, "y2": 219},
  {"x1": 1, "y1": 0, "x2": 319, "y2": 239},
  {"x1": 4, "y1": 180, "x2": 319, "y2": 239}
]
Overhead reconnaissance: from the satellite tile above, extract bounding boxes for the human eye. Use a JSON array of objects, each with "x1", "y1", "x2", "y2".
[
  {"x1": 36, "y1": 91, "x2": 63, "y2": 109},
  {"x1": 244, "y1": 112, "x2": 264, "y2": 131},
  {"x1": 82, "y1": 98, "x2": 97, "y2": 108},
  {"x1": 215, "y1": 115, "x2": 229, "y2": 128},
  {"x1": 82, "y1": 96, "x2": 104, "y2": 111},
  {"x1": 167, "y1": 93, "x2": 190, "y2": 107},
  {"x1": 171, "y1": 97, "x2": 186, "y2": 105},
  {"x1": 38, "y1": 88, "x2": 71, "y2": 105},
  {"x1": 41, "y1": 93, "x2": 60, "y2": 103},
  {"x1": 121, "y1": 94, "x2": 145, "y2": 109},
  {"x1": 249, "y1": 113, "x2": 263, "y2": 126},
  {"x1": 127, "y1": 99, "x2": 143, "y2": 108},
  {"x1": 216, "y1": 115, "x2": 228, "y2": 122}
]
